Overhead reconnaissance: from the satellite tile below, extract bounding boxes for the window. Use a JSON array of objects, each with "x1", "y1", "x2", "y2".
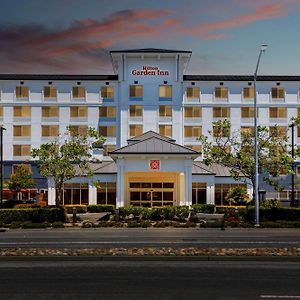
[
  {"x1": 101, "y1": 86, "x2": 114, "y2": 98},
  {"x1": 159, "y1": 85, "x2": 172, "y2": 98},
  {"x1": 192, "y1": 182, "x2": 206, "y2": 204},
  {"x1": 241, "y1": 126, "x2": 254, "y2": 136},
  {"x1": 185, "y1": 145, "x2": 202, "y2": 152},
  {"x1": 103, "y1": 145, "x2": 116, "y2": 156},
  {"x1": 186, "y1": 87, "x2": 200, "y2": 100},
  {"x1": 269, "y1": 107, "x2": 287, "y2": 118},
  {"x1": 215, "y1": 87, "x2": 228, "y2": 100},
  {"x1": 13, "y1": 145, "x2": 31, "y2": 156},
  {"x1": 243, "y1": 87, "x2": 254, "y2": 99},
  {"x1": 241, "y1": 107, "x2": 256, "y2": 118},
  {"x1": 42, "y1": 106, "x2": 59, "y2": 118},
  {"x1": 15, "y1": 86, "x2": 29, "y2": 98},
  {"x1": 129, "y1": 125, "x2": 143, "y2": 137},
  {"x1": 269, "y1": 126, "x2": 286, "y2": 138},
  {"x1": 129, "y1": 105, "x2": 142, "y2": 117},
  {"x1": 14, "y1": 106, "x2": 31, "y2": 117},
  {"x1": 184, "y1": 107, "x2": 201, "y2": 118},
  {"x1": 213, "y1": 107, "x2": 230, "y2": 118},
  {"x1": 215, "y1": 184, "x2": 246, "y2": 206},
  {"x1": 130, "y1": 85, "x2": 143, "y2": 98},
  {"x1": 97, "y1": 182, "x2": 116, "y2": 205},
  {"x1": 99, "y1": 126, "x2": 116, "y2": 137},
  {"x1": 44, "y1": 86, "x2": 57, "y2": 98},
  {"x1": 271, "y1": 87, "x2": 285, "y2": 99},
  {"x1": 184, "y1": 126, "x2": 201, "y2": 138},
  {"x1": 99, "y1": 106, "x2": 116, "y2": 118},
  {"x1": 41, "y1": 125, "x2": 59, "y2": 137},
  {"x1": 63, "y1": 183, "x2": 89, "y2": 205},
  {"x1": 159, "y1": 125, "x2": 172, "y2": 137},
  {"x1": 159, "y1": 105, "x2": 172, "y2": 117},
  {"x1": 213, "y1": 125, "x2": 230, "y2": 138},
  {"x1": 69, "y1": 125, "x2": 88, "y2": 136},
  {"x1": 70, "y1": 106, "x2": 88, "y2": 118},
  {"x1": 13, "y1": 125, "x2": 31, "y2": 137},
  {"x1": 72, "y1": 86, "x2": 86, "y2": 99}
]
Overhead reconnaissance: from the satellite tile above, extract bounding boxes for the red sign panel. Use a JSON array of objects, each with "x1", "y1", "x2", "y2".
[{"x1": 149, "y1": 160, "x2": 160, "y2": 170}]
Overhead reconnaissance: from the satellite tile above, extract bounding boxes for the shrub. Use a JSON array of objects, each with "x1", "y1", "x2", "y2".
[
  {"x1": 246, "y1": 207, "x2": 300, "y2": 222},
  {"x1": 52, "y1": 221, "x2": 64, "y2": 228},
  {"x1": 9, "y1": 221, "x2": 22, "y2": 229},
  {"x1": 87, "y1": 205, "x2": 115, "y2": 213},
  {"x1": 14, "y1": 204, "x2": 40, "y2": 209},
  {"x1": 260, "y1": 221, "x2": 300, "y2": 228},
  {"x1": 96, "y1": 221, "x2": 124, "y2": 227},
  {"x1": 153, "y1": 221, "x2": 173, "y2": 228},
  {"x1": 21, "y1": 221, "x2": 48, "y2": 229},
  {"x1": 65, "y1": 205, "x2": 87, "y2": 214},
  {"x1": 81, "y1": 220, "x2": 95, "y2": 228},
  {"x1": 191, "y1": 204, "x2": 215, "y2": 214},
  {"x1": 0, "y1": 207, "x2": 66, "y2": 224},
  {"x1": 260, "y1": 199, "x2": 281, "y2": 209},
  {"x1": 216, "y1": 206, "x2": 247, "y2": 220},
  {"x1": 127, "y1": 221, "x2": 141, "y2": 228}
]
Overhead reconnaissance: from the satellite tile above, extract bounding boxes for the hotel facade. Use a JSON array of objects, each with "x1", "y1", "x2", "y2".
[{"x1": 1, "y1": 48, "x2": 299, "y2": 207}]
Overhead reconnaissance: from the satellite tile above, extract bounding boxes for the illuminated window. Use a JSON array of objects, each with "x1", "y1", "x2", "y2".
[
  {"x1": 99, "y1": 126, "x2": 116, "y2": 137},
  {"x1": 129, "y1": 105, "x2": 142, "y2": 117},
  {"x1": 72, "y1": 86, "x2": 86, "y2": 99},
  {"x1": 159, "y1": 85, "x2": 172, "y2": 98},
  {"x1": 271, "y1": 87, "x2": 285, "y2": 99},
  {"x1": 213, "y1": 126, "x2": 230, "y2": 137},
  {"x1": 101, "y1": 86, "x2": 114, "y2": 98},
  {"x1": 241, "y1": 107, "x2": 257, "y2": 118},
  {"x1": 44, "y1": 86, "x2": 57, "y2": 98},
  {"x1": 243, "y1": 87, "x2": 254, "y2": 99},
  {"x1": 159, "y1": 125, "x2": 172, "y2": 137},
  {"x1": 99, "y1": 106, "x2": 116, "y2": 118},
  {"x1": 13, "y1": 145, "x2": 31, "y2": 156},
  {"x1": 129, "y1": 125, "x2": 143, "y2": 137},
  {"x1": 16, "y1": 86, "x2": 29, "y2": 98},
  {"x1": 186, "y1": 87, "x2": 200, "y2": 100},
  {"x1": 215, "y1": 87, "x2": 228, "y2": 100},
  {"x1": 213, "y1": 107, "x2": 230, "y2": 118},
  {"x1": 69, "y1": 125, "x2": 88, "y2": 136},
  {"x1": 130, "y1": 85, "x2": 143, "y2": 98},
  {"x1": 42, "y1": 106, "x2": 59, "y2": 118},
  {"x1": 184, "y1": 126, "x2": 202, "y2": 138},
  {"x1": 241, "y1": 126, "x2": 254, "y2": 136},
  {"x1": 41, "y1": 125, "x2": 59, "y2": 137},
  {"x1": 13, "y1": 125, "x2": 31, "y2": 137},
  {"x1": 159, "y1": 105, "x2": 172, "y2": 117},
  {"x1": 14, "y1": 106, "x2": 31, "y2": 117},
  {"x1": 70, "y1": 106, "x2": 88, "y2": 118},
  {"x1": 184, "y1": 107, "x2": 201, "y2": 118},
  {"x1": 269, "y1": 126, "x2": 287, "y2": 137},
  {"x1": 269, "y1": 107, "x2": 287, "y2": 118}
]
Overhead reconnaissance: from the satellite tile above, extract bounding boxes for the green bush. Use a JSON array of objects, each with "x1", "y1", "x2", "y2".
[
  {"x1": 191, "y1": 204, "x2": 215, "y2": 214},
  {"x1": 87, "y1": 205, "x2": 115, "y2": 213},
  {"x1": 65, "y1": 205, "x2": 87, "y2": 214},
  {"x1": 127, "y1": 220, "x2": 141, "y2": 228},
  {"x1": 52, "y1": 221, "x2": 64, "y2": 228},
  {"x1": 21, "y1": 221, "x2": 48, "y2": 229},
  {"x1": 216, "y1": 206, "x2": 247, "y2": 220},
  {"x1": 9, "y1": 221, "x2": 22, "y2": 229},
  {"x1": 0, "y1": 207, "x2": 66, "y2": 224},
  {"x1": 260, "y1": 199, "x2": 281, "y2": 209},
  {"x1": 246, "y1": 207, "x2": 300, "y2": 222},
  {"x1": 81, "y1": 220, "x2": 95, "y2": 228}
]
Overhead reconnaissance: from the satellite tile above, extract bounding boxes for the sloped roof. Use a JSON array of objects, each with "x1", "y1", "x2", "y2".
[
  {"x1": 0, "y1": 74, "x2": 117, "y2": 81},
  {"x1": 183, "y1": 75, "x2": 300, "y2": 81},
  {"x1": 127, "y1": 131, "x2": 175, "y2": 143},
  {"x1": 193, "y1": 162, "x2": 238, "y2": 177},
  {"x1": 110, "y1": 48, "x2": 192, "y2": 54},
  {"x1": 110, "y1": 136, "x2": 199, "y2": 155}
]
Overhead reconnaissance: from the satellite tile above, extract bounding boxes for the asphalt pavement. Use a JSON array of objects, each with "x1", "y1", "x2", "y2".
[
  {"x1": 0, "y1": 227, "x2": 299, "y2": 248},
  {"x1": 0, "y1": 260, "x2": 300, "y2": 300}
]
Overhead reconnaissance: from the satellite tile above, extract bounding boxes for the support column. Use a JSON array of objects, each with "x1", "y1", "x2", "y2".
[
  {"x1": 207, "y1": 183, "x2": 215, "y2": 205},
  {"x1": 88, "y1": 177, "x2": 97, "y2": 205},
  {"x1": 116, "y1": 159, "x2": 125, "y2": 208},
  {"x1": 47, "y1": 177, "x2": 56, "y2": 206},
  {"x1": 184, "y1": 160, "x2": 193, "y2": 206}
]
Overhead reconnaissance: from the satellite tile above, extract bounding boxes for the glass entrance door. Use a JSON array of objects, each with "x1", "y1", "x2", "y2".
[{"x1": 129, "y1": 182, "x2": 174, "y2": 207}]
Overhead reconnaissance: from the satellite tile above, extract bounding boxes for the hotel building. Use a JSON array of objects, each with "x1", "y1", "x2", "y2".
[{"x1": 0, "y1": 48, "x2": 299, "y2": 207}]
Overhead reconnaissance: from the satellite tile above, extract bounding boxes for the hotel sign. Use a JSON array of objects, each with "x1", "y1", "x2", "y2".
[
  {"x1": 131, "y1": 66, "x2": 169, "y2": 76},
  {"x1": 149, "y1": 160, "x2": 161, "y2": 170}
]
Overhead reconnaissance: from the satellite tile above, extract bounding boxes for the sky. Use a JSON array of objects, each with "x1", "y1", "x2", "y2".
[{"x1": 1, "y1": 0, "x2": 300, "y2": 75}]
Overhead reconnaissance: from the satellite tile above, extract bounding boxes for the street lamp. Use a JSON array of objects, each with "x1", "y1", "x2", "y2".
[
  {"x1": 254, "y1": 44, "x2": 268, "y2": 227},
  {"x1": 289, "y1": 120, "x2": 298, "y2": 207},
  {"x1": 0, "y1": 126, "x2": 6, "y2": 205}
]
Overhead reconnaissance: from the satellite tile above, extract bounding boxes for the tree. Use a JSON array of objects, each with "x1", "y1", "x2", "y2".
[
  {"x1": 32, "y1": 127, "x2": 105, "y2": 207},
  {"x1": 199, "y1": 119, "x2": 295, "y2": 193},
  {"x1": 6, "y1": 164, "x2": 35, "y2": 200},
  {"x1": 225, "y1": 186, "x2": 250, "y2": 206}
]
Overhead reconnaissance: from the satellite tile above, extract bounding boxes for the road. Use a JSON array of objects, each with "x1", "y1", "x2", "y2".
[
  {"x1": 0, "y1": 228, "x2": 299, "y2": 248},
  {"x1": 0, "y1": 260, "x2": 299, "y2": 299}
]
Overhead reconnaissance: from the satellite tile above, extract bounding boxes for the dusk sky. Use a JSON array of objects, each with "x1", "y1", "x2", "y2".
[{"x1": 1, "y1": 0, "x2": 300, "y2": 75}]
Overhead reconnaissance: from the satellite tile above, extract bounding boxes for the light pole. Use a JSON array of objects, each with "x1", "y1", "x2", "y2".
[
  {"x1": 254, "y1": 45, "x2": 268, "y2": 227},
  {"x1": 0, "y1": 126, "x2": 6, "y2": 205},
  {"x1": 289, "y1": 120, "x2": 298, "y2": 207}
]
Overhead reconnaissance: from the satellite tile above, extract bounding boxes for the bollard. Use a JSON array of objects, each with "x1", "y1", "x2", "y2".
[
  {"x1": 72, "y1": 207, "x2": 77, "y2": 223},
  {"x1": 115, "y1": 208, "x2": 120, "y2": 222}
]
